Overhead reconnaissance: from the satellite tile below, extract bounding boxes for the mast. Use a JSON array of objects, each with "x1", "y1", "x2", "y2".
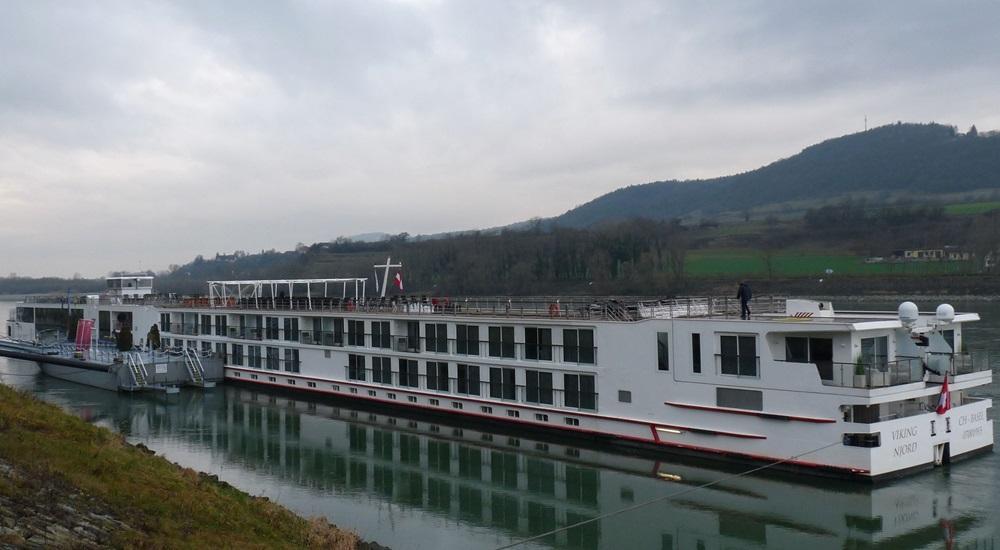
[{"x1": 374, "y1": 257, "x2": 402, "y2": 299}]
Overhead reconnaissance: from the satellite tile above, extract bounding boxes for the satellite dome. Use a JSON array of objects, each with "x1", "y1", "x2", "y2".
[
  {"x1": 936, "y1": 303, "x2": 955, "y2": 322},
  {"x1": 898, "y1": 302, "x2": 919, "y2": 326}
]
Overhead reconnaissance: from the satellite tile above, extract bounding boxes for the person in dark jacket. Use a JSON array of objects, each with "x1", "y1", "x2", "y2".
[{"x1": 737, "y1": 282, "x2": 752, "y2": 319}]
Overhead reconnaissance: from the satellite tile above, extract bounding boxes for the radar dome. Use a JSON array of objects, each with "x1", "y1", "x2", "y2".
[
  {"x1": 936, "y1": 303, "x2": 955, "y2": 322},
  {"x1": 898, "y1": 302, "x2": 919, "y2": 326}
]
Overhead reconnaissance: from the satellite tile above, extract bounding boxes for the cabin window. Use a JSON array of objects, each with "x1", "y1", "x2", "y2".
[
  {"x1": 525, "y1": 370, "x2": 553, "y2": 404},
  {"x1": 942, "y1": 329, "x2": 955, "y2": 352},
  {"x1": 692, "y1": 333, "x2": 702, "y2": 373},
  {"x1": 348, "y1": 354, "x2": 366, "y2": 381},
  {"x1": 283, "y1": 318, "x2": 299, "y2": 342},
  {"x1": 200, "y1": 315, "x2": 211, "y2": 335},
  {"x1": 457, "y1": 364, "x2": 480, "y2": 395},
  {"x1": 565, "y1": 374, "x2": 597, "y2": 410},
  {"x1": 283, "y1": 349, "x2": 300, "y2": 372},
  {"x1": 372, "y1": 356, "x2": 392, "y2": 384},
  {"x1": 860, "y1": 336, "x2": 888, "y2": 369},
  {"x1": 456, "y1": 324, "x2": 480, "y2": 355},
  {"x1": 426, "y1": 361, "x2": 450, "y2": 391},
  {"x1": 331, "y1": 318, "x2": 344, "y2": 346},
  {"x1": 264, "y1": 317, "x2": 279, "y2": 340},
  {"x1": 248, "y1": 346, "x2": 262, "y2": 368},
  {"x1": 16, "y1": 307, "x2": 35, "y2": 323},
  {"x1": 214, "y1": 315, "x2": 227, "y2": 336},
  {"x1": 399, "y1": 358, "x2": 419, "y2": 388},
  {"x1": 201, "y1": 341, "x2": 212, "y2": 353},
  {"x1": 786, "y1": 336, "x2": 834, "y2": 380},
  {"x1": 716, "y1": 387, "x2": 763, "y2": 411},
  {"x1": 425, "y1": 323, "x2": 448, "y2": 352},
  {"x1": 265, "y1": 347, "x2": 279, "y2": 370},
  {"x1": 214, "y1": 343, "x2": 227, "y2": 361},
  {"x1": 488, "y1": 326, "x2": 515, "y2": 358},
  {"x1": 160, "y1": 313, "x2": 171, "y2": 333},
  {"x1": 489, "y1": 367, "x2": 516, "y2": 400},
  {"x1": 656, "y1": 332, "x2": 669, "y2": 371},
  {"x1": 371, "y1": 321, "x2": 391, "y2": 349},
  {"x1": 563, "y1": 329, "x2": 595, "y2": 364},
  {"x1": 231, "y1": 344, "x2": 244, "y2": 366},
  {"x1": 719, "y1": 335, "x2": 758, "y2": 377},
  {"x1": 347, "y1": 320, "x2": 365, "y2": 347},
  {"x1": 525, "y1": 327, "x2": 553, "y2": 361}
]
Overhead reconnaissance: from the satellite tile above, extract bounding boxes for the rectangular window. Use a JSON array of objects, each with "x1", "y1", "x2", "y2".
[
  {"x1": 372, "y1": 356, "x2": 392, "y2": 384},
  {"x1": 371, "y1": 321, "x2": 391, "y2": 349},
  {"x1": 525, "y1": 370, "x2": 553, "y2": 404},
  {"x1": 403, "y1": 321, "x2": 420, "y2": 352},
  {"x1": 201, "y1": 341, "x2": 212, "y2": 353},
  {"x1": 563, "y1": 329, "x2": 594, "y2": 364},
  {"x1": 457, "y1": 364, "x2": 481, "y2": 396},
  {"x1": 786, "y1": 336, "x2": 834, "y2": 380},
  {"x1": 716, "y1": 387, "x2": 763, "y2": 411},
  {"x1": 525, "y1": 327, "x2": 552, "y2": 361},
  {"x1": 265, "y1": 317, "x2": 280, "y2": 340},
  {"x1": 347, "y1": 320, "x2": 365, "y2": 347},
  {"x1": 332, "y1": 318, "x2": 344, "y2": 346},
  {"x1": 861, "y1": 336, "x2": 889, "y2": 370},
  {"x1": 248, "y1": 346, "x2": 262, "y2": 368},
  {"x1": 488, "y1": 326, "x2": 515, "y2": 358},
  {"x1": 617, "y1": 390, "x2": 631, "y2": 403},
  {"x1": 231, "y1": 343, "x2": 244, "y2": 366},
  {"x1": 720, "y1": 334, "x2": 758, "y2": 377},
  {"x1": 283, "y1": 318, "x2": 299, "y2": 342},
  {"x1": 348, "y1": 354, "x2": 366, "y2": 381},
  {"x1": 692, "y1": 333, "x2": 702, "y2": 373},
  {"x1": 283, "y1": 348, "x2": 300, "y2": 373},
  {"x1": 426, "y1": 361, "x2": 449, "y2": 391},
  {"x1": 160, "y1": 313, "x2": 171, "y2": 333},
  {"x1": 398, "y1": 358, "x2": 419, "y2": 387},
  {"x1": 657, "y1": 332, "x2": 669, "y2": 371},
  {"x1": 200, "y1": 315, "x2": 211, "y2": 335},
  {"x1": 564, "y1": 374, "x2": 597, "y2": 410},
  {"x1": 214, "y1": 315, "x2": 227, "y2": 336},
  {"x1": 425, "y1": 323, "x2": 448, "y2": 352},
  {"x1": 214, "y1": 342, "x2": 226, "y2": 360},
  {"x1": 456, "y1": 324, "x2": 480, "y2": 355},
  {"x1": 942, "y1": 329, "x2": 955, "y2": 352},
  {"x1": 489, "y1": 367, "x2": 516, "y2": 400},
  {"x1": 266, "y1": 347, "x2": 279, "y2": 370}
]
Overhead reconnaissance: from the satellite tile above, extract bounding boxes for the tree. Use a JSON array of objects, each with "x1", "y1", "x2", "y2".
[{"x1": 968, "y1": 125, "x2": 978, "y2": 137}]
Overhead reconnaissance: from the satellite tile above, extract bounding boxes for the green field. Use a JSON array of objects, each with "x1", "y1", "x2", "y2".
[
  {"x1": 685, "y1": 249, "x2": 973, "y2": 277},
  {"x1": 943, "y1": 201, "x2": 1000, "y2": 215}
]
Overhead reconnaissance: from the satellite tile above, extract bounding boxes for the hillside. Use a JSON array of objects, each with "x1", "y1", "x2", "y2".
[{"x1": 553, "y1": 123, "x2": 1000, "y2": 227}]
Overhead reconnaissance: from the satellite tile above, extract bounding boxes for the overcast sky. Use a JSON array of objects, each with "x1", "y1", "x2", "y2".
[{"x1": 2, "y1": 1, "x2": 998, "y2": 277}]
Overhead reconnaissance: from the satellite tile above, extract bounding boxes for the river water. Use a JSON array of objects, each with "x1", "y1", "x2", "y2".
[{"x1": 2, "y1": 299, "x2": 999, "y2": 549}]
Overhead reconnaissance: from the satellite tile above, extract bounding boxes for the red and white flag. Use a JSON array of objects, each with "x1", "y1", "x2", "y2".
[
  {"x1": 393, "y1": 271, "x2": 404, "y2": 291},
  {"x1": 936, "y1": 374, "x2": 951, "y2": 415}
]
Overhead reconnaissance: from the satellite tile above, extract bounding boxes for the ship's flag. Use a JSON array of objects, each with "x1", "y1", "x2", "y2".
[
  {"x1": 394, "y1": 271, "x2": 404, "y2": 291},
  {"x1": 936, "y1": 374, "x2": 951, "y2": 414}
]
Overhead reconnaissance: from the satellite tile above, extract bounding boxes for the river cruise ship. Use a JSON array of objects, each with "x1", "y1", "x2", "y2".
[{"x1": 4, "y1": 272, "x2": 994, "y2": 480}]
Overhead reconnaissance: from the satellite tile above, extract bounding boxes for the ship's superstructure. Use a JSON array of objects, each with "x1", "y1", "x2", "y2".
[{"x1": 5, "y1": 270, "x2": 994, "y2": 479}]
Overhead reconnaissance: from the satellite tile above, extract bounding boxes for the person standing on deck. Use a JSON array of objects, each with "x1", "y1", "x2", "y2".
[{"x1": 737, "y1": 281, "x2": 752, "y2": 319}]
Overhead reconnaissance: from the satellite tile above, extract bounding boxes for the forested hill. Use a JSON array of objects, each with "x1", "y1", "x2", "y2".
[{"x1": 553, "y1": 123, "x2": 1000, "y2": 227}]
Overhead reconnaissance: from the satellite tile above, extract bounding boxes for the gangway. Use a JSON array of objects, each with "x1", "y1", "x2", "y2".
[{"x1": 182, "y1": 348, "x2": 214, "y2": 388}]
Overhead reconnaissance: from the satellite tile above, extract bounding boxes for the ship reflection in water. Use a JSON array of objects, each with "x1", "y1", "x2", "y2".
[{"x1": 13, "y1": 375, "x2": 999, "y2": 550}]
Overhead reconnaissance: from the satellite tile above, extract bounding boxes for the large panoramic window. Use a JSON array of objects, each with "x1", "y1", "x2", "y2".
[
  {"x1": 525, "y1": 327, "x2": 552, "y2": 361},
  {"x1": 563, "y1": 329, "x2": 595, "y2": 364},
  {"x1": 488, "y1": 326, "x2": 515, "y2": 358},
  {"x1": 200, "y1": 315, "x2": 211, "y2": 335},
  {"x1": 720, "y1": 334, "x2": 758, "y2": 377},
  {"x1": 456, "y1": 324, "x2": 480, "y2": 355},
  {"x1": 283, "y1": 348, "x2": 299, "y2": 372},
  {"x1": 348, "y1": 354, "x2": 366, "y2": 381},
  {"x1": 283, "y1": 318, "x2": 299, "y2": 342},
  {"x1": 861, "y1": 336, "x2": 888, "y2": 369},
  {"x1": 371, "y1": 321, "x2": 391, "y2": 349},
  {"x1": 372, "y1": 356, "x2": 392, "y2": 384},
  {"x1": 786, "y1": 336, "x2": 834, "y2": 380},
  {"x1": 399, "y1": 358, "x2": 419, "y2": 388},
  {"x1": 426, "y1": 361, "x2": 449, "y2": 391},
  {"x1": 265, "y1": 317, "x2": 279, "y2": 340},
  {"x1": 425, "y1": 323, "x2": 448, "y2": 353},
  {"x1": 231, "y1": 344, "x2": 244, "y2": 366},
  {"x1": 564, "y1": 374, "x2": 596, "y2": 410},
  {"x1": 347, "y1": 320, "x2": 365, "y2": 347},
  {"x1": 266, "y1": 346, "x2": 279, "y2": 370},
  {"x1": 489, "y1": 367, "x2": 516, "y2": 400},
  {"x1": 457, "y1": 364, "x2": 480, "y2": 395},
  {"x1": 525, "y1": 370, "x2": 553, "y2": 404},
  {"x1": 248, "y1": 345, "x2": 261, "y2": 368}
]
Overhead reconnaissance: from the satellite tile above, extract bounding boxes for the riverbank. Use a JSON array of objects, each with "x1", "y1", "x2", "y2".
[{"x1": 0, "y1": 384, "x2": 378, "y2": 549}]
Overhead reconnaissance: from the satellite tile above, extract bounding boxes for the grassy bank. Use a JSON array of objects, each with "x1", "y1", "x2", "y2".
[{"x1": 0, "y1": 384, "x2": 364, "y2": 548}]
